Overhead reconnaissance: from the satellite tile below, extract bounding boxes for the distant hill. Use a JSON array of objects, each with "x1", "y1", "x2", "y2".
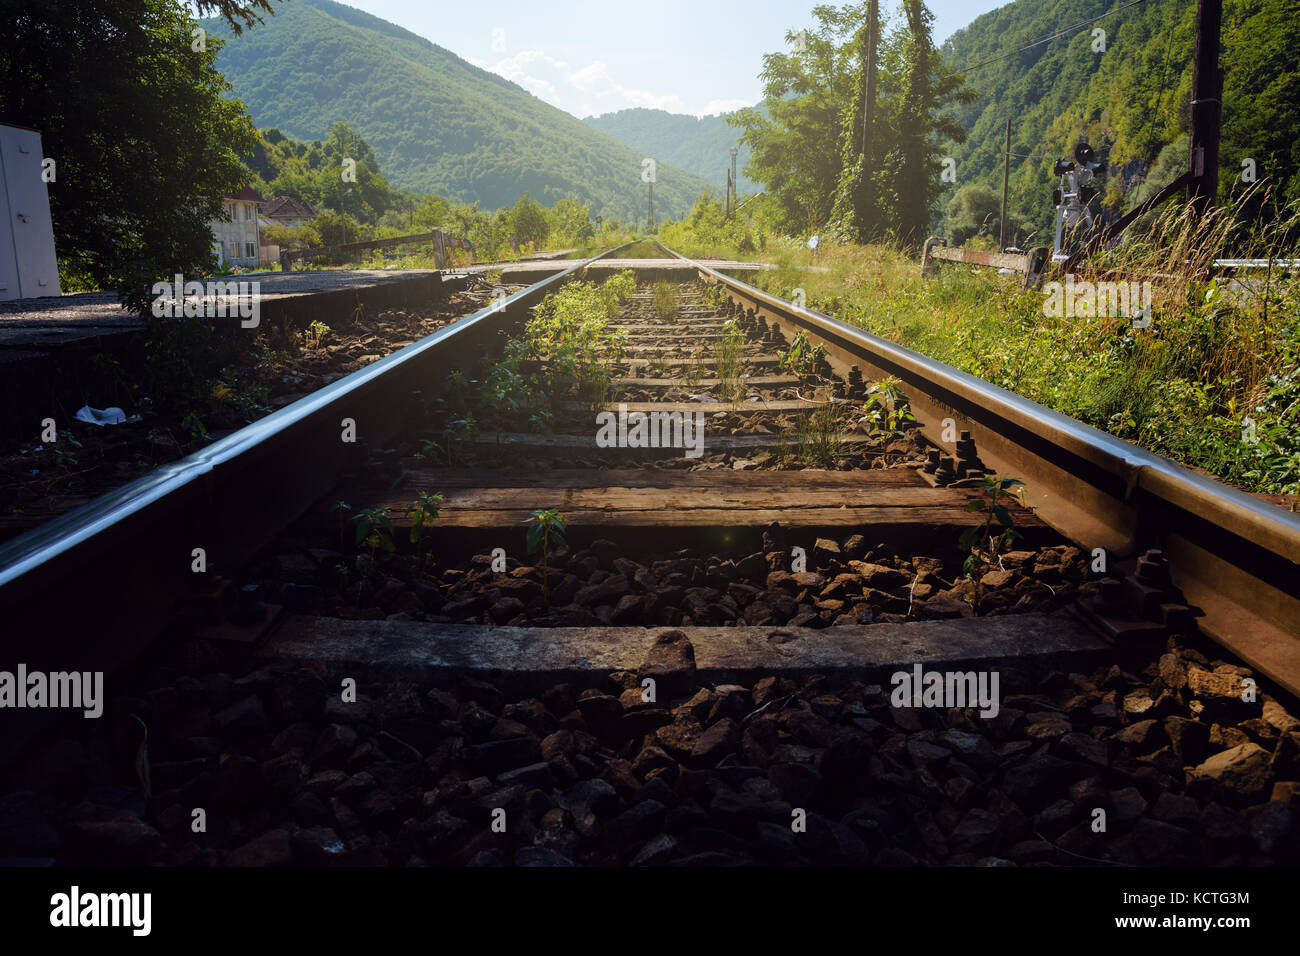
[
  {"x1": 583, "y1": 108, "x2": 761, "y2": 196},
  {"x1": 202, "y1": 0, "x2": 714, "y2": 220},
  {"x1": 939, "y1": 0, "x2": 1300, "y2": 240}
]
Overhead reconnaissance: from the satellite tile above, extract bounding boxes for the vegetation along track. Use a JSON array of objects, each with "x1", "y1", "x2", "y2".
[{"x1": 3, "y1": 241, "x2": 1299, "y2": 868}]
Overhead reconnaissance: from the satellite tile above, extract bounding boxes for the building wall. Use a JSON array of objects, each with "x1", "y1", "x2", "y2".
[
  {"x1": 211, "y1": 199, "x2": 260, "y2": 267},
  {"x1": 259, "y1": 242, "x2": 281, "y2": 268}
]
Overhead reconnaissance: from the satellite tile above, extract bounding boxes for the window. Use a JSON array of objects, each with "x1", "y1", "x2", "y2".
[{"x1": 246, "y1": 242, "x2": 256, "y2": 259}]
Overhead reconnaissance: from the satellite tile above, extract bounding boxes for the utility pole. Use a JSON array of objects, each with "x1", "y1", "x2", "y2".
[
  {"x1": 729, "y1": 146, "x2": 738, "y2": 218},
  {"x1": 861, "y1": 0, "x2": 878, "y2": 163},
  {"x1": 647, "y1": 182, "x2": 655, "y2": 232},
  {"x1": 1187, "y1": 0, "x2": 1222, "y2": 220},
  {"x1": 999, "y1": 117, "x2": 1011, "y2": 251}
]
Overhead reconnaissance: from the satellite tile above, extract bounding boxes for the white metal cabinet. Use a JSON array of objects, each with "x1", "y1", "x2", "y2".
[{"x1": 0, "y1": 123, "x2": 61, "y2": 300}]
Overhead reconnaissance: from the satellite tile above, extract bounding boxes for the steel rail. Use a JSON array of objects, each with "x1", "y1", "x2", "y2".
[
  {"x1": 661, "y1": 242, "x2": 1300, "y2": 697},
  {"x1": 0, "y1": 244, "x2": 635, "y2": 759}
]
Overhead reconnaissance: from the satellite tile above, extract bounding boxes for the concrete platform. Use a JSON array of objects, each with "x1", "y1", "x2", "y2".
[
  {"x1": 256, "y1": 611, "x2": 1112, "y2": 694},
  {"x1": 498, "y1": 258, "x2": 774, "y2": 284},
  {"x1": 0, "y1": 269, "x2": 448, "y2": 352},
  {"x1": 0, "y1": 268, "x2": 457, "y2": 440}
]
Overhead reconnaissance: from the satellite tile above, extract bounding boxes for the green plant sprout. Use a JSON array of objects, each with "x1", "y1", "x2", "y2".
[
  {"x1": 301, "y1": 320, "x2": 330, "y2": 350},
  {"x1": 960, "y1": 477, "x2": 1025, "y2": 579},
  {"x1": 53, "y1": 433, "x2": 83, "y2": 467},
  {"x1": 780, "y1": 330, "x2": 828, "y2": 379},
  {"x1": 861, "y1": 377, "x2": 917, "y2": 435},
  {"x1": 353, "y1": 507, "x2": 395, "y2": 592},
  {"x1": 483, "y1": 361, "x2": 529, "y2": 447},
  {"x1": 405, "y1": 491, "x2": 444, "y2": 573},
  {"x1": 522, "y1": 508, "x2": 567, "y2": 606}
]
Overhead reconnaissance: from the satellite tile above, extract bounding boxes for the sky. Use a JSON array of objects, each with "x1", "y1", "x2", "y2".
[{"x1": 330, "y1": 0, "x2": 1010, "y2": 119}]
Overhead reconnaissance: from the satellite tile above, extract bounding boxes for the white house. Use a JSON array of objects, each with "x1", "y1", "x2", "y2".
[{"x1": 211, "y1": 186, "x2": 264, "y2": 269}]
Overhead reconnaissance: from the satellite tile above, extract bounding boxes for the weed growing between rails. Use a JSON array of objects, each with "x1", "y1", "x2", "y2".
[
  {"x1": 651, "y1": 280, "x2": 677, "y2": 320},
  {"x1": 960, "y1": 476, "x2": 1026, "y2": 580},
  {"x1": 522, "y1": 508, "x2": 567, "y2": 607},
  {"x1": 780, "y1": 329, "x2": 830, "y2": 381},
  {"x1": 795, "y1": 402, "x2": 846, "y2": 468},
  {"x1": 323, "y1": 493, "x2": 448, "y2": 609},
  {"x1": 860, "y1": 377, "x2": 917, "y2": 437},
  {"x1": 461, "y1": 271, "x2": 636, "y2": 453},
  {"x1": 713, "y1": 318, "x2": 750, "y2": 410}
]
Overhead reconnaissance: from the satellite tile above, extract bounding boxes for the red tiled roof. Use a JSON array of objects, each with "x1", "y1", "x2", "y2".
[
  {"x1": 263, "y1": 196, "x2": 320, "y2": 219},
  {"x1": 223, "y1": 186, "x2": 266, "y2": 203}
]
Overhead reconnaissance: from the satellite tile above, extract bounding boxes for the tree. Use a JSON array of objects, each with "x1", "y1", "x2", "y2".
[
  {"x1": 891, "y1": 0, "x2": 973, "y2": 247},
  {"x1": 829, "y1": 5, "x2": 884, "y2": 241},
  {"x1": 945, "y1": 185, "x2": 1003, "y2": 245},
  {"x1": 413, "y1": 195, "x2": 451, "y2": 230},
  {"x1": 192, "y1": 0, "x2": 278, "y2": 35},
  {"x1": 313, "y1": 210, "x2": 370, "y2": 249},
  {"x1": 547, "y1": 198, "x2": 594, "y2": 245},
  {"x1": 509, "y1": 193, "x2": 550, "y2": 246},
  {"x1": 729, "y1": 8, "x2": 867, "y2": 234},
  {"x1": 735, "y1": 1, "x2": 970, "y2": 245},
  {"x1": 0, "y1": 0, "x2": 259, "y2": 310}
]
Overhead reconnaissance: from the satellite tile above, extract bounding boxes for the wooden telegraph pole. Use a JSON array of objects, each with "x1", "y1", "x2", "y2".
[
  {"x1": 1187, "y1": 0, "x2": 1223, "y2": 220},
  {"x1": 999, "y1": 117, "x2": 1011, "y2": 251}
]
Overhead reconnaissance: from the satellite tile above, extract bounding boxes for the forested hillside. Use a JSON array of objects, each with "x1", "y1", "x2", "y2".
[
  {"x1": 201, "y1": 0, "x2": 713, "y2": 219},
  {"x1": 940, "y1": 0, "x2": 1300, "y2": 243},
  {"x1": 583, "y1": 108, "x2": 761, "y2": 195}
]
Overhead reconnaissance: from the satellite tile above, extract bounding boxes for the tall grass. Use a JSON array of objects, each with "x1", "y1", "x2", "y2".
[
  {"x1": 671, "y1": 193, "x2": 1300, "y2": 498},
  {"x1": 651, "y1": 281, "x2": 677, "y2": 321},
  {"x1": 713, "y1": 319, "x2": 749, "y2": 410}
]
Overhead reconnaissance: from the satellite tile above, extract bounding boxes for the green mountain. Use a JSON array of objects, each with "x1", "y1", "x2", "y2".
[
  {"x1": 583, "y1": 108, "x2": 761, "y2": 196},
  {"x1": 940, "y1": 0, "x2": 1300, "y2": 243},
  {"x1": 201, "y1": 0, "x2": 714, "y2": 220}
]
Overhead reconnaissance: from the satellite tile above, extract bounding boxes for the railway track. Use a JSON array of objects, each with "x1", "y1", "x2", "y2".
[{"x1": 2, "y1": 241, "x2": 1298, "y2": 868}]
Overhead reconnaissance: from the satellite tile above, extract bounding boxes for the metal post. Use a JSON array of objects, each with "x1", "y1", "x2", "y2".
[
  {"x1": 729, "y1": 146, "x2": 738, "y2": 218},
  {"x1": 1187, "y1": 0, "x2": 1222, "y2": 220},
  {"x1": 999, "y1": 117, "x2": 1011, "y2": 251}
]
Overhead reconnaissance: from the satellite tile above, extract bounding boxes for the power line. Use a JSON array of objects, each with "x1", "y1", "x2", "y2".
[{"x1": 954, "y1": 0, "x2": 1150, "y2": 74}]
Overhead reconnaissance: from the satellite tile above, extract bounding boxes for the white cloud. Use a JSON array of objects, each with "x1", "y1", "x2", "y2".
[{"x1": 474, "y1": 50, "x2": 731, "y2": 118}]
